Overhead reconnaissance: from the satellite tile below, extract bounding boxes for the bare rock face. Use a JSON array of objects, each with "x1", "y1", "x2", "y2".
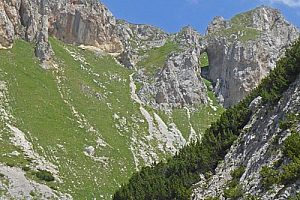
[
  {"x1": 0, "y1": 0, "x2": 123, "y2": 67},
  {"x1": 138, "y1": 26, "x2": 208, "y2": 108},
  {"x1": 0, "y1": 0, "x2": 53, "y2": 67},
  {"x1": 139, "y1": 48, "x2": 208, "y2": 108},
  {"x1": 117, "y1": 20, "x2": 169, "y2": 68},
  {"x1": 192, "y1": 74, "x2": 300, "y2": 200},
  {"x1": 0, "y1": 1, "x2": 16, "y2": 49},
  {"x1": 205, "y1": 6, "x2": 299, "y2": 107},
  {"x1": 175, "y1": 25, "x2": 202, "y2": 48},
  {"x1": 48, "y1": 0, "x2": 123, "y2": 53}
]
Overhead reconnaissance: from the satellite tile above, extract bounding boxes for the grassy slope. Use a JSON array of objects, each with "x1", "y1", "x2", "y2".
[
  {"x1": 209, "y1": 10, "x2": 261, "y2": 42},
  {"x1": 0, "y1": 40, "x2": 140, "y2": 198},
  {"x1": 137, "y1": 41, "x2": 179, "y2": 76},
  {"x1": 0, "y1": 39, "x2": 223, "y2": 199}
]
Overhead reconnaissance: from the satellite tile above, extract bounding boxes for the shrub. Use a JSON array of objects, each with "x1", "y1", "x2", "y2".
[
  {"x1": 289, "y1": 193, "x2": 300, "y2": 200},
  {"x1": 280, "y1": 157, "x2": 300, "y2": 185},
  {"x1": 231, "y1": 166, "x2": 245, "y2": 180},
  {"x1": 22, "y1": 166, "x2": 30, "y2": 172},
  {"x1": 260, "y1": 166, "x2": 280, "y2": 189},
  {"x1": 204, "y1": 197, "x2": 219, "y2": 200},
  {"x1": 35, "y1": 170, "x2": 55, "y2": 182},
  {"x1": 223, "y1": 184, "x2": 243, "y2": 200},
  {"x1": 279, "y1": 113, "x2": 299, "y2": 130},
  {"x1": 283, "y1": 130, "x2": 300, "y2": 161},
  {"x1": 261, "y1": 131, "x2": 300, "y2": 189},
  {"x1": 6, "y1": 162, "x2": 15, "y2": 167},
  {"x1": 223, "y1": 166, "x2": 245, "y2": 199}
]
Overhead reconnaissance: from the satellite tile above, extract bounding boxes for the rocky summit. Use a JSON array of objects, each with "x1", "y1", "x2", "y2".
[
  {"x1": 204, "y1": 6, "x2": 299, "y2": 107},
  {"x1": 0, "y1": 0, "x2": 299, "y2": 199}
]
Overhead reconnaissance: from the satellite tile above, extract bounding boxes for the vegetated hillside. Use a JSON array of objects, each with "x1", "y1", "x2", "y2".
[
  {"x1": 0, "y1": 1, "x2": 298, "y2": 199},
  {"x1": 113, "y1": 38, "x2": 300, "y2": 200},
  {"x1": 0, "y1": 38, "x2": 222, "y2": 199}
]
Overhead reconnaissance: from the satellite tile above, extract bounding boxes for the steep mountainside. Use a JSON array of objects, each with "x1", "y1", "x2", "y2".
[
  {"x1": 114, "y1": 37, "x2": 300, "y2": 200},
  {"x1": 0, "y1": 1, "x2": 223, "y2": 199},
  {"x1": 193, "y1": 77, "x2": 300, "y2": 199},
  {"x1": 0, "y1": 0, "x2": 299, "y2": 199},
  {"x1": 193, "y1": 42, "x2": 300, "y2": 200},
  {"x1": 137, "y1": 26, "x2": 209, "y2": 109},
  {"x1": 205, "y1": 6, "x2": 299, "y2": 107}
]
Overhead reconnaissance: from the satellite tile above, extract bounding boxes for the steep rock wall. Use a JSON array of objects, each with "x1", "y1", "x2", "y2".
[
  {"x1": 0, "y1": 0, "x2": 123, "y2": 68},
  {"x1": 206, "y1": 6, "x2": 299, "y2": 107},
  {"x1": 48, "y1": 0, "x2": 122, "y2": 53},
  {"x1": 138, "y1": 26, "x2": 208, "y2": 108}
]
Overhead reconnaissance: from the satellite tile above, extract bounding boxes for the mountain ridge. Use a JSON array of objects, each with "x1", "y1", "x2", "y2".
[{"x1": 0, "y1": 0, "x2": 299, "y2": 199}]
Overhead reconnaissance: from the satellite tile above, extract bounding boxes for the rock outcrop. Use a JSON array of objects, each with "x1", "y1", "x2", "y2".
[
  {"x1": 137, "y1": 26, "x2": 208, "y2": 108},
  {"x1": 0, "y1": 0, "x2": 123, "y2": 68},
  {"x1": 138, "y1": 48, "x2": 208, "y2": 108},
  {"x1": 117, "y1": 20, "x2": 169, "y2": 68},
  {"x1": 0, "y1": 0, "x2": 52, "y2": 67},
  {"x1": 175, "y1": 25, "x2": 202, "y2": 48},
  {"x1": 205, "y1": 6, "x2": 299, "y2": 107},
  {"x1": 48, "y1": 0, "x2": 122, "y2": 53},
  {"x1": 192, "y1": 74, "x2": 300, "y2": 199}
]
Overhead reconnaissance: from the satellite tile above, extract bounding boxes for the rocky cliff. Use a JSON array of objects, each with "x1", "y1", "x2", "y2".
[
  {"x1": 205, "y1": 6, "x2": 299, "y2": 107},
  {"x1": 193, "y1": 73, "x2": 300, "y2": 199},
  {"x1": 48, "y1": 0, "x2": 122, "y2": 53},
  {"x1": 136, "y1": 26, "x2": 209, "y2": 109},
  {"x1": 138, "y1": 48, "x2": 208, "y2": 108},
  {"x1": 0, "y1": 0, "x2": 122, "y2": 68},
  {"x1": 0, "y1": 0, "x2": 53, "y2": 68}
]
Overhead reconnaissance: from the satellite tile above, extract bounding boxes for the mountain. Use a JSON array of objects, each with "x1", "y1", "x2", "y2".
[
  {"x1": 204, "y1": 6, "x2": 299, "y2": 107},
  {"x1": 0, "y1": 0, "x2": 299, "y2": 199},
  {"x1": 114, "y1": 37, "x2": 300, "y2": 200}
]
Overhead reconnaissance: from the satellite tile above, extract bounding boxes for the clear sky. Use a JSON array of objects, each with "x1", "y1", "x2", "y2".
[{"x1": 101, "y1": 0, "x2": 300, "y2": 34}]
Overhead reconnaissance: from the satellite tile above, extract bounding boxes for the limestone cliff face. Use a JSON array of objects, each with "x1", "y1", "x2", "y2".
[
  {"x1": 138, "y1": 26, "x2": 208, "y2": 108},
  {"x1": 205, "y1": 6, "x2": 299, "y2": 107},
  {"x1": 48, "y1": 0, "x2": 122, "y2": 53},
  {"x1": 0, "y1": 0, "x2": 122, "y2": 67},
  {"x1": 0, "y1": 0, "x2": 53, "y2": 68},
  {"x1": 192, "y1": 74, "x2": 300, "y2": 200},
  {"x1": 138, "y1": 48, "x2": 208, "y2": 108}
]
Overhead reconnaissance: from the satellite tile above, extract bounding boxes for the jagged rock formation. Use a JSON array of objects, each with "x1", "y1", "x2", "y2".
[
  {"x1": 0, "y1": 0, "x2": 123, "y2": 68},
  {"x1": 117, "y1": 20, "x2": 169, "y2": 68},
  {"x1": 192, "y1": 74, "x2": 300, "y2": 199},
  {"x1": 137, "y1": 26, "x2": 209, "y2": 108},
  {"x1": 205, "y1": 6, "x2": 299, "y2": 107},
  {"x1": 138, "y1": 48, "x2": 208, "y2": 108},
  {"x1": 175, "y1": 25, "x2": 203, "y2": 48}
]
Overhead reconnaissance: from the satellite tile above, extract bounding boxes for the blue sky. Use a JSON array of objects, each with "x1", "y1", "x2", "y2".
[{"x1": 101, "y1": 0, "x2": 300, "y2": 34}]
